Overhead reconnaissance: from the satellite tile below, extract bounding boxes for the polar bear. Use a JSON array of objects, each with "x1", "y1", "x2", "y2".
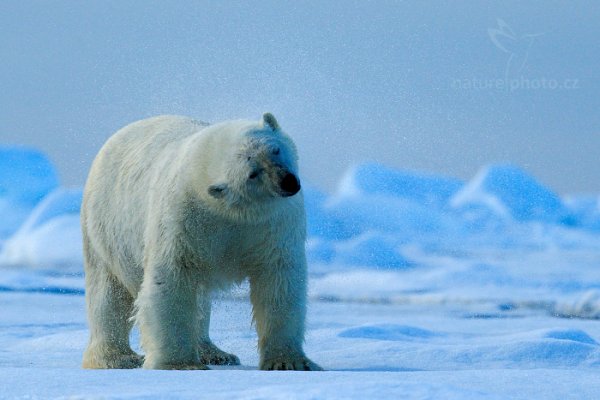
[{"x1": 81, "y1": 113, "x2": 321, "y2": 371}]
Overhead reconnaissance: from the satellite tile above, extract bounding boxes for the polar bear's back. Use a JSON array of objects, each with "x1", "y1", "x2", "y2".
[
  {"x1": 99, "y1": 115, "x2": 208, "y2": 167},
  {"x1": 82, "y1": 115, "x2": 208, "y2": 291}
]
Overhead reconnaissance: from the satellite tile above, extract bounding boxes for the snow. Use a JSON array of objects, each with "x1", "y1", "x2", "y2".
[
  {"x1": 2, "y1": 286, "x2": 600, "y2": 398},
  {"x1": 450, "y1": 164, "x2": 572, "y2": 224},
  {"x1": 0, "y1": 146, "x2": 59, "y2": 239},
  {"x1": 0, "y1": 188, "x2": 83, "y2": 269},
  {"x1": 337, "y1": 163, "x2": 463, "y2": 205},
  {"x1": 2, "y1": 151, "x2": 600, "y2": 398},
  {"x1": 563, "y1": 195, "x2": 600, "y2": 231}
]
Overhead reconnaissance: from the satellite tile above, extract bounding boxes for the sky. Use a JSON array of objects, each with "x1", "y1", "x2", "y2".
[{"x1": 1, "y1": 1, "x2": 599, "y2": 194}]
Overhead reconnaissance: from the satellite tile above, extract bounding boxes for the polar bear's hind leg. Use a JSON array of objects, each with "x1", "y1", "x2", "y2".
[{"x1": 82, "y1": 258, "x2": 143, "y2": 369}]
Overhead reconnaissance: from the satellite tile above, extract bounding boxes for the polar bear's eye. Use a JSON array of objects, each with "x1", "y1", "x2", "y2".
[
  {"x1": 249, "y1": 170, "x2": 260, "y2": 179},
  {"x1": 272, "y1": 148, "x2": 280, "y2": 155}
]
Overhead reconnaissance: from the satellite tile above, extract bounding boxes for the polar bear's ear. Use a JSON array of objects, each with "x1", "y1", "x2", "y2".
[
  {"x1": 262, "y1": 113, "x2": 280, "y2": 131},
  {"x1": 208, "y1": 183, "x2": 228, "y2": 199}
]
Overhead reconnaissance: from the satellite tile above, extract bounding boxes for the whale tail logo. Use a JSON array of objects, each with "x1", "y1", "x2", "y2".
[{"x1": 488, "y1": 19, "x2": 545, "y2": 79}]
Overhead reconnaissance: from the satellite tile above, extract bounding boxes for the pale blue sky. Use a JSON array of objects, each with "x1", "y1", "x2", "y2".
[{"x1": 1, "y1": 1, "x2": 599, "y2": 194}]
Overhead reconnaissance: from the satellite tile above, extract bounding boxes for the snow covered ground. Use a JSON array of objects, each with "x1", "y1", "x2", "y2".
[
  {"x1": 3, "y1": 276, "x2": 600, "y2": 399},
  {"x1": 2, "y1": 146, "x2": 600, "y2": 398}
]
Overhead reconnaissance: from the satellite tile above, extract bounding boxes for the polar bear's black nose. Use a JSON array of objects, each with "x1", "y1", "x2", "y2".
[{"x1": 280, "y1": 173, "x2": 301, "y2": 197}]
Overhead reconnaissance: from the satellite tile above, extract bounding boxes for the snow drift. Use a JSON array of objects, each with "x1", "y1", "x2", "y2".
[
  {"x1": 0, "y1": 187, "x2": 83, "y2": 269},
  {"x1": 1, "y1": 147, "x2": 600, "y2": 272},
  {"x1": 0, "y1": 147, "x2": 59, "y2": 239}
]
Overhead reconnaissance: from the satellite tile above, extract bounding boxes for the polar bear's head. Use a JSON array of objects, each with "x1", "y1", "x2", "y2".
[{"x1": 205, "y1": 113, "x2": 302, "y2": 212}]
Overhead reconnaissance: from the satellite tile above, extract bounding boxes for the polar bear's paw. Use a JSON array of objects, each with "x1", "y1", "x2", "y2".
[
  {"x1": 83, "y1": 349, "x2": 144, "y2": 369},
  {"x1": 198, "y1": 342, "x2": 240, "y2": 366},
  {"x1": 113, "y1": 353, "x2": 145, "y2": 369},
  {"x1": 260, "y1": 355, "x2": 323, "y2": 371}
]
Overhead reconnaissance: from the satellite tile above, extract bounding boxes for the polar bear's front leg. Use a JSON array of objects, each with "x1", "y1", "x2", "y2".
[
  {"x1": 196, "y1": 289, "x2": 240, "y2": 366},
  {"x1": 249, "y1": 263, "x2": 322, "y2": 371},
  {"x1": 135, "y1": 265, "x2": 206, "y2": 370}
]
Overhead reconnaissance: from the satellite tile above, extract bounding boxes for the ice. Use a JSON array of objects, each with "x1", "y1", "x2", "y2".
[
  {"x1": 327, "y1": 162, "x2": 463, "y2": 238},
  {"x1": 14, "y1": 187, "x2": 82, "y2": 232},
  {"x1": 305, "y1": 162, "x2": 600, "y2": 269},
  {"x1": 334, "y1": 325, "x2": 600, "y2": 369},
  {"x1": 2, "y1": 289, "x2": 600, "y2": 398},
  {"x1": 330, "y1": 232, "x2": 411, "y2": 269},
  {"x1": 304, "y1": 163, "x2": 466, "y2": 266},
  {"x1": 337, "y1": 162, "x2": 463, "y2": 206},
  {"x1": 450, "y1": 164, "x2": 571, "y2": 224},
  {"x1": 339, "y1": 324, "x2": 442, "y2": 341},
  {"x1": 3, "y1": 157, "x2": 598, "y2": 271},
  {"x1": 554, "y1": 290, "x2": 600, "y2": 319},
  {"x1": 325, "y1": 194, "x2": 456, "y2": 239},
  {"x1": 543, "y1": 329, "x2": 598, "y2": 345},
  {"x1": 564, "y1": 195, "x2": 600, "y2": 231},
  {"x1": 2, "y1": 150, "x2": 600, "y2": 397},
  {"x1": 306, "y1": 237, "x2": 336, "y2": 264},
  {"x1": 0, "y1": 188, "x2": 83, "y2": 269},
  {"x1": 0, "y1": 146, "x2": 59, "y2": 205},
  {"x1": 0, "y1": 146, "x2": 59, "y2": 238},
  {"x1": 303, "y1": 185, "x2": 351, "y2": 240}
]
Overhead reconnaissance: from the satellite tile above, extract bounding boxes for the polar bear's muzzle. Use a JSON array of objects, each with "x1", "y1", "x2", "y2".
[{"x1": 279, "y1": 172, "x2": 301, "y2": 197}]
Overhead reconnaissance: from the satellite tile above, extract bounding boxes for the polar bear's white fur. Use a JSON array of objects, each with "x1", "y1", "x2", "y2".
[{"x1": 81, "y1": 114, "x2": 321, "y2": 371}]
